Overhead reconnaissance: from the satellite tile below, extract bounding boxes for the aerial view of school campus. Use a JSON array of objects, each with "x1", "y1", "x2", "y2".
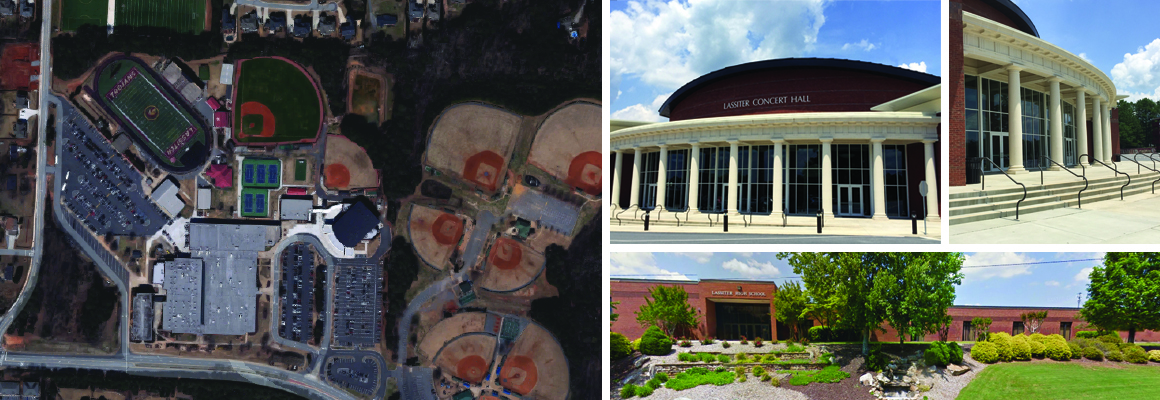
[{"x1": 0, "y1": 0, "x2": 599, "y2": 399}]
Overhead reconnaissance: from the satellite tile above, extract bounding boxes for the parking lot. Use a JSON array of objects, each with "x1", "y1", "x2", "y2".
[
  {"x1": 60, "y1": 111, "x2": 168, "y2": 236},
  {"x1": 325, "y1": 355, "x2": 379, "y2": 395},
  {"x1": 332, "y1": 261, "x2": 382, "y2": 347},
  {"x1": 279, "y1": 243, "x2": 316, "y2": 344},
  {"x1": 507, "y1": 189, "x2": 579, "y2": 236}
]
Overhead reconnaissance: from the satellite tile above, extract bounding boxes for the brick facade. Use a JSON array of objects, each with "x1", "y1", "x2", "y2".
[{"x1": 950, "y1": 1, "x2": 966, "y2": 186}]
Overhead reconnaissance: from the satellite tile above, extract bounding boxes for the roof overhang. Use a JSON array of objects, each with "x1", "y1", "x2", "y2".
[{"x1": 871, "y1": 84, "x2": 941, "y2": 115}]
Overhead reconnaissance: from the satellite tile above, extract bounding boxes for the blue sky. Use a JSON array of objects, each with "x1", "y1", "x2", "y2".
[
  {"x1": 609, "y1": 0, "x2": 940, "y2": 122},
  {"x1": 610, "y1": 252, "x2": 1106, "y2": 308},
  {"x1": 1012, "y1": 0, "x2": 1160, "y2": 101}
]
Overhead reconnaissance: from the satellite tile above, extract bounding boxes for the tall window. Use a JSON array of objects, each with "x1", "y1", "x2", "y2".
[
  {"x1": 830, "y1": 144, "x2": 870, "y2": 217},
  {"x1": 738, "y1": 145, "x2": 776, "y2": 214},
  {"x1": 784, "y1": 144, "x2": 822, "y2": 215},
  {"x1": 1013, "y1": 321, "x2": 1025, "y2": 336},
  {"x1": 637, "y1": 152, "x2": 659, "y2": 210},
  {"x1": 664, "y1": 149, "x2": 690, "y2": 211},
  {"x1": 883, "y1": 144, "x2": 909, "y2": 218},
  {"x1": 1022, "y1": 88, "x2": 1049, "y2": 169},
  {"x1": 1060, "y1": 321, "x2": 1072, "y2": 340},
  {"x1": 968, "y1": 75, "x2": 1010, "y2": 169},
  {"x1": 1063, "y1": 101, "x2": 1077, "y2": 166},
  {"x1": 698, "y1": 147, "x2": 729, "y2": 213}
]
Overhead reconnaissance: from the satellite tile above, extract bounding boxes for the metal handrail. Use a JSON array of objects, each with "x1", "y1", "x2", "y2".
[
  {"x1": 1141, "y1": 152, "x2": 1160, "y2": 194},
  {"x1": 1081, "y1": 154, "x2": 1129, "y2": 200},
  {"x1": 614, "y1": 203, "x2": 639, "y2": 226},
  {"x1": 1137, "y1": 149, "x2": 1157, "y2": 171},
  {"x1": 1119, "y1": 155, "x2": 1159, "y2": 195},
  {"x1": 980, "y1": 156, "x2": 1026, "y2": 220},
  {"x1": 705, "y1": 212, "x2": 721, "y2": 227},
  {"x1": 1039, "y1": 156, "x2": 1088, "y2": 208},
  {"x1": 782, "y1": 206, "x2": 788, "y2": 227}
]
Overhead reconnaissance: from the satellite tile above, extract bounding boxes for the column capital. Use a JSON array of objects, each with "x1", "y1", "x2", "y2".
[
  {"x1": 727, "y1": 139, "x2": 741, "y2": 145},
  {"x1": 922, "y1": 139, "x2": 937, "y2": 145},
  {"x1": 1005, "y1": 63, "x2": 1024, "y2": 72},
  {"x1": 819, "y1": 138, "x2": 833, "y2": 144},
  {"x1": 771, "y1": 138, "x2": 785, "y2": 144},
  {"x1": 690, "y1": 142, "x2": 702, "y2": 149},
  {"x1": 658, "y1": 143, "x2": 668, "y2": 149},
  {"x1": 1047, "y1": 76, "x2": 1063, "y2": 83},
  {"x1": 870, "y1": 138, "x2": 886, "y2": 144}
]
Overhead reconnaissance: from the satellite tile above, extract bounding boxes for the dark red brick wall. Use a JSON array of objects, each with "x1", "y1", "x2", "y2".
[
  {"x1": 1112, "y1": 107, "x2": 1121, "y2": 160},
  {"x1": 961, "y1": 0, "x2": 1025, "y2": 33},
  {"x1": 950, "y1": 1, "x2": 967, "y2": 186},
  {"x1": 668, "y1": 67, "x2": 933, "y2": 121},
  {"x1": 613, "y1": 152, "x2": 635, "y2": 208}
]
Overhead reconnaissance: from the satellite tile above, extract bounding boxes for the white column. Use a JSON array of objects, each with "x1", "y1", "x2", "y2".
[
  {"x1": 1102, "y1": 101, "x2": 1113, "y2": 162},
  {"x1": 1048, "y1": 78, "x2": 1063, "y2": 170},
  {"x1": 772, "y1": 140, "x2": 784, "y2": 217},
  {"x1": 821, "y1": 139, "x2": 833, "y2": 218},
  {"x1": 611, "y1": 150, "x2": 623, "y2": 210},
  {"x1": 871, "y1": 139, "x2": 887, "y2": 220},
  {"x1": 1092, "y1": 99, "x2": 1103, "y2": 165},
  {"x1": 655, "y1": 145, "x2": 668, "y2": 211},
  {"x1": 629, "y1": 148, "x2": 642, "y2": 208},
  {"x1": 1076, "y1": 90, "x2": 1088, "y2": 165},
  {"x1": 1007, "y1": 66, "x2": 1026, "y2": 173},
  {"x1": 727, "y1": 141, "x2": 739, "y2": 214},
  {"x1": 924, "y1": 140, "x2": 939, "y2": 221},
  {"x1": 689, "y1": 143, "x2": 701, "y2": 213}
]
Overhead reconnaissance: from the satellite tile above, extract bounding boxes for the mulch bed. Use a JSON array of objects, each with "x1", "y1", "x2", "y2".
[{"x1": 780, "y1": 346, "x2": 876, "y2": 400}]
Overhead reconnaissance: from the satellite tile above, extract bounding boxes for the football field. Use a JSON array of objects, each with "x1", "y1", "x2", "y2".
[
  {"x1": 96, "y1": 58, "x2": 207, "y2": 169},
  {"x1": 115, "y1": 0, "x2": 206, "y2": 33},
  {"x1": 61, "y1": 0, "x2": 110, "y2": 31}
]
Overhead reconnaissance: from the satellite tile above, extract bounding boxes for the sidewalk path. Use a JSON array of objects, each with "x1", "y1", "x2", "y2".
[{"x1": 951, "y1": 191, "x2": 1160, "y2": 243}]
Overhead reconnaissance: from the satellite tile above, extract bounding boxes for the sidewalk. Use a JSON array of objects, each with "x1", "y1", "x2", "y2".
[
  {"x1": 611, "y1": 215, "x2": 941, "y2": 240},
  {"x1": 951, "y1": 191, "x2": 1160, "y2": 243}
]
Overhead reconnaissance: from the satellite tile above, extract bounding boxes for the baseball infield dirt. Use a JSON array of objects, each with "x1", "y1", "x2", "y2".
[
  {"x1": 408, "y1": 204, "x2": 464, "y2": 271},
  {"x1": 323, "y1": 134, "x2": 377, "y2": 189},
  {"x1": 425, "y1": 103, "x2": 522, "y2": 192},
  {"x1": 500, "y1": 323, "x2": 568, "y2": 399},
  {"x1": 528, "y1": 102, "x2": 601, "y2": 195},
  {"x1": 433, "y1": 333, "x2": 497, "y2": 384},
  {"x1": 417, "y1": 312, "x2": 488, "y2": 361},
  {"x1": 478, "y1": 238, "x2": 545, "y2": 293}
]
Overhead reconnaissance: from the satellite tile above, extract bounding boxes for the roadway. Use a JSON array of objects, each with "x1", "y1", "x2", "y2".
[
  {"x1": 234, "y1": 0, "x2": 338, "y2": 13},
  {"x1": 611, "y1": 231, "x2": 941, "y2": 244}
]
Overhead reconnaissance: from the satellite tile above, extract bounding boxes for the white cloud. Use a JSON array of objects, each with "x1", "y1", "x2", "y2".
[
  {"x1": 610, "y1": 92, "x2": 671, "y2": 122},
  {"x1": 842, "y1": 39, "x2": 877, "y2": 52},
  {"x1": 610, "y1": 0, "x2": 829, "y2": 92},
  {"x1": 1078, "y1": 52, "x2": 1092, "y2": 63},
  {"x1": 721, "y1": 258, "x2": 781, "y2": 278},
  {"x1": 898, "y1": 61, "x2": 928, "y2": 73},
  {"x1": 1074, "y1": 267, "x2": 1093, "y2": 283},
  {"x1": 1045, "y1": 280, "x2": 1060, "y2": 287},
  {"x1": 962, "y1": 252, "x2": 1037, "y2": 281},
  {"x1": 1111, "y1": 38, "x2": 1160, "y2": 101},
  {"x1": 676, "y1": 253, "x2": 714, "y2": 263},
  {"x1": 610, "y1": 253, "x2": 691, "y2": 280}
]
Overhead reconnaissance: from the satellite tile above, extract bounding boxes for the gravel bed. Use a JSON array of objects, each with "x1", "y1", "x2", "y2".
[
  {"x1": 913, "y1": 353, "x2": 987, "y2": 400},
  {"x1": 625, "y1": 379, "x2": 810, "y2": 400}
]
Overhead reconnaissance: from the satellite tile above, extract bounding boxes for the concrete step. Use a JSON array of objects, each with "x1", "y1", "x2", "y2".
[
  {"x1": 949, "y1": 170, "x2": 1160, "y2": 201},
  {"x1": 949, "y1": 180, "x2": 1151, "y2": 216},
  {"x1": 949, "y1": 177, "x2": 1142, "y2": 208},
  {"x1": 949, "y1": 183, "x2": 1157, "y2": 225}
]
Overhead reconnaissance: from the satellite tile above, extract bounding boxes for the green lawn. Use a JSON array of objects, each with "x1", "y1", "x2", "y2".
[
  {"x1": 958, "y1": 363, "x2": 1160, "y2": 400},
  {"x1": 115, "y1": 0, "x2": 206, "y2": 33},
  {"x1": 61, "y1": 0, "x2": 110, "y2": 31},
  {"x1": 233, "y1": 58, "x2": 323, "y2": 144}
]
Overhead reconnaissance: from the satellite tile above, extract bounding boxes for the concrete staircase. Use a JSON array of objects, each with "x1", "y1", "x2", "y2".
[{"x1": 949, "y1": 168, "x2": 1160, "y2": 225}]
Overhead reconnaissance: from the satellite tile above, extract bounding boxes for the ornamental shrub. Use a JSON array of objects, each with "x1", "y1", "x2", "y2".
[
  {"x1": 635, "y1": 386, "x2": 653, "y2": 397},
  {"x1": 620, "y1": 384, "x2": 637, "y2": 398},
  {"x1": 1076, "y1": 331, "x2": 1099, "y2": 339},
  {"x1": 1044, "y1": 338, "x2": 1072, "y2": 361},
  {"x1": 699, "y1": 353, "x2": 716, "y2": 363},
  {"x1": 752, "y1": 366, "x2": 766, "y2": 376},
  {"x1": 989, "y1": 332, "x2": 1013, "y2": 362},
  {"x1": 740, "y1": 336, "x2": 749, "y2": 345},
  {"x1": 754, "y1": 337, "x2": 764, "y2": 347},
  {"x1": 1027, "y1": 336, "x2": 1046, "y2": 359},
  {"x1": 645, "y1": 377, "x2": 662, "y2": 390},
  {"x1": 1098, "y1": 333, "x2": 1123, "y2": 346},
  {"x1": 677, "y1": 352, "x2": 695, "y2": 362},
  {"x1": 1083, "y1": 347, "x2": 1104, "y2": 361},
  {"x1": 678, "y1": 339, "x2": 692, "y2": 347},
  {"x1": 640, "y1": 326, "x2": 674, "y2": 356},
  {"x1": 808, "y1": 326, "x2": 833, "y2": 342},
  {"x1": 760, "y1": 374, "x2": 771, "y2": 382},
  {"x1": 761, "y1": 354, "x2": 778, "y2": 364},
  {"x1": 656, "y1": 372, "x2": 669, "y2": 382},
  {"x1": 948, "y1": 342, "x2": 964, "y2": 364},
  {"x1": 970, "y1": 341, "x2": 999, "y2": 364},
  {"x1": 612, "y1": 333, "x2": 633, "y2": 360},
  {"x1": 770, "y1": 339, "x2": 779, "y2": 345},
  {"x1": 866, "y1": 345, "x2": 890, "y2": 371},
  {"x1": 734, "y1": 353, "x2": 749, "y2": 362},
  {"x1": 1118, "y1": 342, "x2": 1136, "y2": 352},
  {"x1": 717, "y1": 354, "x2": 730, "y2": 363},
  {"x1": 924, "y1": 342, "x2": 950, "y2": 367},
  {"x1": 1010, "y1": 334, "x2": 1032, "y2": 361},
  {"x1": 1148, "y1": 350, "x2": 1160, "y2": 362},
  {"x1": 1091, "y1": 339, "x2": 1113, "y2": 354},
  {"x1": 1068, "y1": 342, "x2": 1082, "y2": 359},
  {"x1": 1107, "y1": 349, "x2": 1125, "y2": 362},
  {"x1": 703, "y1": 337, "x2": 716, "y2": 345},
  {"x1": 722, "y1": 341, "x2": 731, "y2": 349},
  {"x1": 1125, "y1": 345, "x2": 1149, "y2": 364}
]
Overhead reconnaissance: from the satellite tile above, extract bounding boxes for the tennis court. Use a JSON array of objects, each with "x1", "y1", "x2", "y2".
[
  {"x1": 241, "y1": 188, "x2": 269, "y2": 217},
  {"x1": 241, "y1": 158, "x2": 281, "y2": 189}
]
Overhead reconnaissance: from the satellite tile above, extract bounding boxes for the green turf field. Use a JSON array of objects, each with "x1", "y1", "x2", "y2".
[
  {"x1": 96, "y1": 59, "x2": 206, "y2": 168},
  {"x1": 61, "y1": 0, "x2": 110, "y2": 31},
  {"x1": 233, "y1": 58, "x2": 323, "y2": 144},
  {"x1": 295, "y1": 159, "x2": 307, "y2": 181},
  {"x1": 115, "y1": 0, "x2": 206, "y2": 33}
]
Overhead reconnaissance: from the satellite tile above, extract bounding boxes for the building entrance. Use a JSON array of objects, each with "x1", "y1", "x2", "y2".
[
  {"x1": 987, "y1": 131, "x2": 1008, "y2": 171},
  {"x1": 714, "y1": 302, "x2": 772, "y2": 340},
  {"x1": 836, "y1": 184, "x2": 865, "y2": 216}
]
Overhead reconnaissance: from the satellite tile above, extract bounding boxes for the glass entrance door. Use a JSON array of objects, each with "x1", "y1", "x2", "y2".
[
  {"x1": 1065, "y1": 136, "x2": 1076, "y2": 166},
  {"x1": 988, "y1": 132, "x2": 1008, "y2": 171},
  {"x1": 836, "y1": 184, "x2": 864, "y2": 216}
]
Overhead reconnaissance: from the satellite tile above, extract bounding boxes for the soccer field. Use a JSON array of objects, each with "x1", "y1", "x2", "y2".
[
  {"x1": 61, "y1": 0, "x2": 110, "y2": 31},
  {"x1": 115, "y1": 0, "x2": 206, "y2": 33}
]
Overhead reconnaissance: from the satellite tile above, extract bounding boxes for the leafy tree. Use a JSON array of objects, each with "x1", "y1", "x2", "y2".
[
  {"x1": 1136, "y1": 98, "x2": 1160, "y2": 147},
  {"x1": 1118, "y1": 99, "x2": 1145, "y2": 149},
  {"x1": 774, "y1": 281, "x2": 808, "y2": 341},
  {"x1": 1080, "y1": 253, "x2": 1160, "y2": 343},
  {"x1": 635, "y1": 285, "x2": 702, "y2": 338},
  {"x1": 1021, "y1": 311, "x2": 1049, "y2": 334},
  {"x1": 869, "y1": 253, "x2": 964, "y2": 344},
  {"x1": 611, "y1": 301, "x2": 620, "y2": 324},
  {"x1": 971, "y1": 317, "x2": 993, "y2": 341}
]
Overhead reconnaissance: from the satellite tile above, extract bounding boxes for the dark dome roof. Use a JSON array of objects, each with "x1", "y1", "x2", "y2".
[
  {"x1": 978, "y1": 0, "x2": 1039, "y2": 38},
  {"x1": 658, "y1": 58, "x2": 940, "y2": 118}
]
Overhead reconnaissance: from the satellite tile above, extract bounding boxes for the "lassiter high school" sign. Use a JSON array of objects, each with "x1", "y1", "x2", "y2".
[
  {"x1": 711, "y1": 290, "x2": 767, "y2": 297},
  {"x1": 723, "y1": 95, "x2": 811, "y2": 110}
]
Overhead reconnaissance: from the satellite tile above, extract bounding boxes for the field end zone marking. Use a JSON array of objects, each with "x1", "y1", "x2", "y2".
[{"x1": 108, "y1": 0, "x2": 116, "y2": 27}]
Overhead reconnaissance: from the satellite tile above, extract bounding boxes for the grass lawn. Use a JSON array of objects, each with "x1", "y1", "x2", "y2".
[
  {"x1": 351, "y1": 74, "x2": 382, "y2": 125},
  {"x1": 958, "y1": 362, "x2": 1160, "y2": 400},
  {"x1": 115, "y1": 0, "x2": 206, "y2": 33},
  {"x1": 61, "y1": 0, "x2": 109, "y2": 31},
  {"x1": 234, "y1": 58, "x2": 323, "y2": 144}
]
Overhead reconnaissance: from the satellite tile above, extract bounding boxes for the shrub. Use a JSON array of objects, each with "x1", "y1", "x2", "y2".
[
  {"x1": 734, "y1": 366, "x2": 746, "y2": 377},
  {"x1": 771, "y1": 376, "x2": 781, "y2": 387},
  {"x1": 645, "y1": 377, "x2": 662, "y2": 390},
  {"x1": 703, "y1": 337, "x2": 716, "y2": 345},
  {"x1": 808, "y1": 326, "x2": 833, "y2": 342},
  {"x1": 1125, "y1": 345, "x2": 1149, "y2": 364},
  {"x1": 988, "y1": 332, "x2": 1013, "y2": 362},
  {"x1": 752, "y1": 366, "x2": 766, "y2": 376},
  {"x1": 1009, "y1": 334, "x2": 1032, "y2": 361},
  {"x1": 866, "y1": 345, "x2": 890, "y2": 371},
  {"x1": 761, "y1": 354, "x2": 779, "y2": 364},
  {"x1": 1044, "y1": 338, "x2": 1072, "y2": 361},
  {"x1": 734, "y1": 353, "x2": 749, "y2": 363},
  {"x1": 722, "y1": 341, "x2": 732, "y2": 349},
  {"x1": 800, "y1": 337, "x2": 811, "y2": 345},
  {"x1": 739, "y1": 375, "x2": 747, "y2": 382},
  {"x1": 760, "y1": 374, "x2": 771, "y2": 381},
  {"x1": 677, "y1": 353, "x2": 695, "y2": 362},
  {"x1": 612, "y1": 333, "x2": 633, "y2": 360},
  {"x1": 754, "y1": 337, "x2": 764, "y2": 347},
  {"x1": 635, "y1": 386, "x2": 653, "y2": 397},
  {"x1": 787, "y1": 365, "x2": 849, "y2": 386},
  {"x1": 820, "y1": 352, "x2": 837, "y2": 365},
  {"x1": 918, "y1": 384, "x2": 932, "y2": 392},
  {"x1": 1098, "y1": 333, "x2": 1123, "y2": 346},
  {"x1": 1118, "y1": 342, "x2": 1136, "y2": 352},
  {"x1": 784, "y1": 343, "x2": 807, "y2": 353},
  {"x1": 1029, "y1": 333, "x2": 1047, "y2": 343},
  {"x1": 1107, "y1": 349, "x2": 1125, "y2": 362},
  {"x1": 1083, "y1": 347, "x2": 1104, "y2": 361},
  {"x1": 1149, "y1": 350, "x2": 1160, "y2": 363},
  {"x1": 740, "y1": 336, "x2": 749, "y2": 345},
  {"x1": 640, "y1": 326, "x2": 674, "y2": 356},
  {"x1": 1091, "y1": 340, "x2": 1113, "y2": 354},
  {"x1": 714, "y1": 366, "x2": 727, "y2": 373},
  {"x1": 1027, "y1": 336, "x2": 1046, "y2": 359},
  {"x1": 1068, "y1": 342, "x2": 1082, "y2": 359},
  {"x1": 717, "y1": 354, "x2": 730, "y2": 363},
  {"x1": 770, "y1": 339, "x2": 779, "y2": 345},
  {"x1": 664, "y1": 367, "x2": 736, "y2": 391},
  {"x1": 970, "y1": 341, "x2": 999, "y2": 364},
  {"x1": 620, "y1": 384, "x2": 637, "y2": 398},
  {"x1": 948, "y1": 342, "x2": 964, "y2": 364},
  {"x1": 632, "y1": 338, "x2": 642, "y2": 351},
  {"x1": 678, "y1": 339, "x2": 692, "y2": 348},
  {"x1": 924, "y1": 342, "x2": 950, "y2": 367},
  {"x1": 655, "y1": 372, "x2": 669, "y2": 382},
  {"x1": 699, "y1": 353, "x2": 716, "y2": 363},
  {"x1": 1076, "y1": 331, "x2": 1099, "y2": 339}
]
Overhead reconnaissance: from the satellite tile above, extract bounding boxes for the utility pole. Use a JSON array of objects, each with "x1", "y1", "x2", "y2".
[{"x1": 1077, "y1": 292, "x2": 1083, "y2": 308}]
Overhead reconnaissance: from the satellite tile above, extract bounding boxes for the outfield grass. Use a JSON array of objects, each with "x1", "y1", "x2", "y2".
[
  {"x1": 61, "y1": 0, "x2": 110, "y2": 31},
  {"x1": 115, "y1": 0, "x2": 206, "y2": 33},
  {"x1": 958, "y1": 362, "x2": 1160, "y2": 400},
  {"x1": 233, "y1": 58, "x2": 323, "y2": 144}
]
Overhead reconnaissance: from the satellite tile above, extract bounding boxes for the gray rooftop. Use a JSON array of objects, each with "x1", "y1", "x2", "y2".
[
  {"x1": 151, "y1": 179, "x2": 185, "y2": 217},
  {"x1": 189, "y1": 222, "x2": 276, "y2": 251},
  {"x1": 197, "y1": 249, "x2": 257, "y2": 335},
  {"x1": 132, "y1": 293, "x2": 154, "y2": 342},
  {"x1": 0, "y1": 382, "x2": 18, "y2": 396},
  {"x1": 162, "y1": 258, "x2": 204, "y2": 334},
  {"x1": 280, "y1": 197, "x2": 313, "y2": 221}
]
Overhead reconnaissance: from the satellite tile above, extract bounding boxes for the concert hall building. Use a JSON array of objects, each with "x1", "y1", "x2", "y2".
[
  {"x1": 609, "y1": 58, "x2": 941, "y2": 225},
  {"x1": 949, "y1": 0, "x2": 1121, "y2": 186},
  {"x1": 610, "y1": 278, "x2": 1160, "y2": 343}
]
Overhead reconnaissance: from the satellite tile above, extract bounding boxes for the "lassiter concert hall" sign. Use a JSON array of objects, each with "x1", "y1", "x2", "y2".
[{"x1": 723, "y1": 95, "x2": 811, "y2": 111}]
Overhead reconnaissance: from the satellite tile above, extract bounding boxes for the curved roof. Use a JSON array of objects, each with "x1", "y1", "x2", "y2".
[
  {"x1": 977, "y1": 0, "x2": 1038, "y2": 38},
  {"x1": 658, "y1": 58, "x2": 940, "y2": 118}
]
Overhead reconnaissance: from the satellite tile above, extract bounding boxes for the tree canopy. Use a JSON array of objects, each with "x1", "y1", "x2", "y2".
[
  {"x1": 773, "y1": 280, "x2": 808, "y2": 341},
  {"x1": 1080, "y1": 252, "x2": 1160, "y2": 343},
  {"x1": 635, "y1": 285, "x2": 702, "y2": 337},
  {"x1": 1117, "y1": 98, "x2": 1158, "y2": 149}
]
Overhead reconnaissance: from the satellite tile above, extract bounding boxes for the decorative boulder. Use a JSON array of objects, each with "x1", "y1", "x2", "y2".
[
  {"x1": 860, "y1": 373, "x2": 875, "y2": 386},
  {"x1": 948, "y1": 364, "x2": 971, "y2": 376}
]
